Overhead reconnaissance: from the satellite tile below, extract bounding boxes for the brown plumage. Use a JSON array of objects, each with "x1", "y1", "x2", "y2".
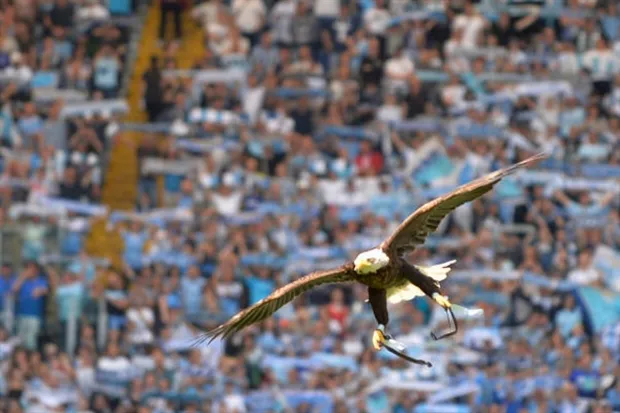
[
  {"x1": 197, "y1": 153, "x2": 548, "y2": 345},
  {"x1": 195, "y1": 265, "x2": 357, "y2": 344},
  {"x1": 381, "y1": 152, "x2": 548, "y2": 253}
]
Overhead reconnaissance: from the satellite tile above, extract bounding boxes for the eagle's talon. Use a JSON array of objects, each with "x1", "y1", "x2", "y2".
[
  {"x1": 432, "y1": 292, "x2": 451, "y2": 308},
  {"x1": 372, "y1": 327, "x2": 386, "y2": 350}
]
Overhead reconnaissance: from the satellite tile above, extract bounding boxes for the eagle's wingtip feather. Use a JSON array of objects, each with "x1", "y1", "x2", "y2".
[
  {"x1": 494, "y1": 152, "x2": 549, "y2": 180},
  {"x1": 191, "y1": 325, "x2": 227, "y2": 347}
]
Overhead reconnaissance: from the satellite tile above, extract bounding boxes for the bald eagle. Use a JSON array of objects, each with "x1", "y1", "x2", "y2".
[{"x1": 197, "y1": 153, "x2": 547, "y2": 365}]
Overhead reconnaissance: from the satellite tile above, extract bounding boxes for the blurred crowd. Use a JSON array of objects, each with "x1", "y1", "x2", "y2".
[
  {"x1": 0, "y1": 0, "x2": 130, "y2": 210},
  {"x1": 2, "y1": 0, "x2": 620, "y2": 413}
]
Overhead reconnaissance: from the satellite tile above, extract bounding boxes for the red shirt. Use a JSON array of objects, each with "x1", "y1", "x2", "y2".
[
  {"x1": 327, "y1": 304, "x2": 349, "y2": 326},
  {"x1": 355, "y1": 151, "x2": 384, "y2": 174}
]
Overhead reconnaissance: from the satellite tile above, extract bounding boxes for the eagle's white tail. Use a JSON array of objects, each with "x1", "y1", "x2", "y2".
[
  {"x1": 387, "y1": 283, "x2": 425, "y2": 304},
  {"x1": 415, "y1": 260, "x2": 456, "y2": 282},
  {"x1": 369, "y1": 260, "x2": 458, "y2": 305}
]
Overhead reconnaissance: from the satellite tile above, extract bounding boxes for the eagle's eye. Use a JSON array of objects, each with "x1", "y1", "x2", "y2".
[{"x1": 367, "y1": 258, "x2": 377, "y2": 264}]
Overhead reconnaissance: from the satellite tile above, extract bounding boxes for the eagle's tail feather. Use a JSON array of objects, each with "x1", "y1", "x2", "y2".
[{"x1": 415, "y1": 259, "x2": 456, "y2": 282}]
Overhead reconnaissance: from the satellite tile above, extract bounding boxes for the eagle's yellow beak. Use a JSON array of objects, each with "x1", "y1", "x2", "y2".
[
  {"x1": 354, "y1": 257, "x2": 375, "y2": 274},
  {"x1": 354, "y1": 260, "x2": 366, "y2": 273}
]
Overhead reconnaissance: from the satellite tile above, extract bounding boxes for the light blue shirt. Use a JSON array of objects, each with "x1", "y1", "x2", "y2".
[
  {"x1": 56, "y1": 282, "x2": 84, "y2": 321},
  {"x1": 181, "y1": 276, "x2": 205, "y2": 316},
  {"x1": 94, "y1": 57, "x2": 119, "y2": 90}
]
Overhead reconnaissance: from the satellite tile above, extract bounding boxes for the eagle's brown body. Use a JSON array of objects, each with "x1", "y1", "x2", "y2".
[
  {"x1": 356, "y1": 256, "x2": 436, "y2": 295},
  {"x1": 196, "y1": 153, "x2": 548, "y2": 346}
]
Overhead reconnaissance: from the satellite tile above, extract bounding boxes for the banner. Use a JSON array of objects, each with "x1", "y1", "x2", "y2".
[
  {"x1": 35, "y1": 197, "x2": 108, "y2": 216},
  {"x1": 414, "y1": 404, "x2": 471, "y2": 413},
  {"x1": 163, "y1": 69, "x2": 247, "y2": 85},
  {"x1": 141, "y1": 158, "x2": 201, "y2": 175},
  {"x1": 60, "y1": 99, "x2": 128, "y2": 119},
  {"x1": 575, "y1": 286, "x2": 620, "y2": 334}
]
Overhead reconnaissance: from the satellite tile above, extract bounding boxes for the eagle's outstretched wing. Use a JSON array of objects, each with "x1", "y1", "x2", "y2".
[
  {"x1": 195, "y1": 264, "x2": 355, "y2": 344},
  {"x1": 381, "y1": 153, "x2": 548, "y2": 255}
]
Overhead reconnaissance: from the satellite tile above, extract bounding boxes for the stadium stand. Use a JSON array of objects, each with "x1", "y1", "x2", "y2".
[{"x1": 0, "y1": 0, "x2": 619, "y2": 412}]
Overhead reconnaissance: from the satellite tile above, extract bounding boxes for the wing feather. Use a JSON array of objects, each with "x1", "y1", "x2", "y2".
[
  {"x1": 382, "y1": 153, "x2": 548, "y2": 254},
  {"x1": 194, "y1": 265, "x2": 355, "y2": 345}
]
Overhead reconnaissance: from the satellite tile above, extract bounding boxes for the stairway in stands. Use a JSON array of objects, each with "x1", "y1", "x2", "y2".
[{"x1": 86, "y1": 5, "x2": 205, "y2": 267}]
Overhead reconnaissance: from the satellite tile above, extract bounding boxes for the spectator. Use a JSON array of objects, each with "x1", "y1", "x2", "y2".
[
  {"x1": 232, "y1": 0, "x2": 266, "y2": 48},
  {"x1": 385, "y1": 46, "x2": 415, "y2": 94},
  {"x1": 11, "y1": 262, "x2": 48, "y2": 350},
  {"x1": 51, "y1": 267, "x2": 84, "y2": 353},
  {"x1": 126, "y1": 285, "x2": 155, "y2": 346},
  {"x1": 58, "y1": 166, "x2": 92, "y2": 201},
  {"x1": 180, "y1": 265, "x2": 205, "y2": 318},
  {"x1": 159, "y1": 0, "x2": 184, "y2": 43},
  {"x1": 92, "y1": 45, "x2": 121, "y2": 98},
  {"x1": 143, "y1": 56, "x2": 163, "y2": 123},
  {"x1": 103, "y1": 271, "x2": 129, "y2": 334},
  {"x1": 291, "y1": 0, "x2": 318, "y2": 48}
]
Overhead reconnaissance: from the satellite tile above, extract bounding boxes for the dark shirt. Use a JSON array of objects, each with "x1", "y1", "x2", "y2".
[
  {"x1": 59, "y1": 181, "x2": 90, "y2": 201},
  {"x1": 359, "y1": 56, "x2": 383, "y2": 88},
  {"x1": 49, "y1": 4, "x2": 74, "y2": 28},
  {"x1": 290, "y1": 108, "x2": 314, "y2": 135},
  {"x1": 105, "y1": 288, "x2": 128, "y2": 317},
  {"x1": 406, "y1": 87, "x2": 429, "y2": 118},
  {"x1": 492, "y1": 22, "x2": 516, "y2": 47},
  {"x1": 143, "y1": 69, "x2": 162, "y2": 104},
  {"x1": 292, "y1": 15, "x2": 318, "y2": 46}
]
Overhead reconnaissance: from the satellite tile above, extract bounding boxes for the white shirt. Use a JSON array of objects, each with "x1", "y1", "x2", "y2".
[
  {"x1": 270, "y1": 0, "x2": 296, "y2": 44},
  {"x1": 444, "y1": 40, "x2": 470, "y2": 73},
  {"x1": 224, "y1": 394, "x2": 247, "y2": 412},
  {"x1": 98, "y1": 356, "x2": 131, "y2": 372},
  {"x1": 242, "y1": 86, "x2": 265, "y2": 124},
  {"x1": 314, "y1": 0, "x2": 340, "y2": 17},
  {"x1": 386, "y1": 55, "x2": 415, "y2": 78},
  {"x1": 259, "y1": 111, "x2": 295, "y2": 135},
  {"x1": 77, "y1": 4, "x2": 109, "y2": 21},
  {"x1": 3, "y1": 64, "x2": 33, "y2": 84},
  {"x1": 453, "y1": 14, "x2": 486, "y2": 49},
  {"x1": 232, "y1": 0, "x2": 266, "y2": 33},
  {"x1": 191, "y1": 1, "x2": 221, "y2": 28},
  {"x1": 211, "y1": 191, "x2": 243, "y2": 216},
  {"x1": 582, "y1": 48, "x2": 620, "y2": 81},
  {"x1": 554, "y1": 51, "x2": 581, "y2": 75},
  {"x1": 127, "y1": 307, "x2": 154, "y2": 344},
  {"x1": 217, "y1": 37, "x2": 250, "y2": 56},
  {"x1": 364, "y1": 7, "x2": 392, "y2": 35},
  {"x1": 606, "y1": 87, "x2": 620, "y2": 117},
  {"x1": 377, "y1": 104, "x2": 403, "y2": 123},
  {"x1": 567, "y1": 266, "x2": 600, "y2": 285},
  {"x1": 442, "y1": 84, "x2": 467, "y2": 107}
]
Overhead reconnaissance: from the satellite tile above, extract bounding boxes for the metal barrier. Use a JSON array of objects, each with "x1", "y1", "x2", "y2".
[
  {"x1": 97, "y1": 296, "x2": 108, "y2": 352},
  {"x1": 3, "y1": 294, "x2": 14, "y2": 333}
]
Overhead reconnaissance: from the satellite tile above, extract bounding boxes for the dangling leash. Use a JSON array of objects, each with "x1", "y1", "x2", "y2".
[
  {"x1": 431, "y1": 306, "x2": 458, "y2": 341},
  {"x1": 380, "y1": 335, "x2": 433, "y2": 367}
]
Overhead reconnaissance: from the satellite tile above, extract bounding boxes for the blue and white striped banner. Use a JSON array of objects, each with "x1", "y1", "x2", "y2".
[{"x1": 187, "y1": 108, "x2": 243, "y2": 125}]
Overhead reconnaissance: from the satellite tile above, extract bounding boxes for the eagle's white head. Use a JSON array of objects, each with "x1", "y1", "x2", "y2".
[{"x1": 354, "y1": 248, "x2": 390, "y2": 274}]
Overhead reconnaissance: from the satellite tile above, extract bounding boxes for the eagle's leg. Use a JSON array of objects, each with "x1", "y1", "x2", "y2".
[
  {"x1": 430, "y1": 292, "x2": 458, "y2": 340},
  {"x1": 368, "y1": 288, "x2": 432, "y2": 367},
  {"x1": 368, "y1": 288, "x2": 391, "y2": 350}
]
